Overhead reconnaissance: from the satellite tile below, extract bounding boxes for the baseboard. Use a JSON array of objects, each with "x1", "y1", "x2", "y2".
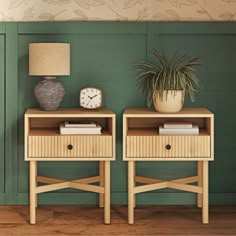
[{"x1": 7, "y1": 192, "x2": 236, "y2": 205}]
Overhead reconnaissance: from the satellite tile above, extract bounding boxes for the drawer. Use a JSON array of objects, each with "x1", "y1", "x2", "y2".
[
  {"x1": 28, "y1": 136, "x2": 112, "y2": 158},
  {"x1": 126, "y1": 135, "x2": 210, "y2": 158}
]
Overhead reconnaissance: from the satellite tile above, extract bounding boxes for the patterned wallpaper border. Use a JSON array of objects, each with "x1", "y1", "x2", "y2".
[{"x1": 0, "y1": 0, "x2": 236, "y2": 22}]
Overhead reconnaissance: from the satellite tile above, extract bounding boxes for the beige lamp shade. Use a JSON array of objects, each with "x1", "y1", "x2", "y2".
[{"x1": 29, "y1": 43, "x2": 70, "y2": 76}]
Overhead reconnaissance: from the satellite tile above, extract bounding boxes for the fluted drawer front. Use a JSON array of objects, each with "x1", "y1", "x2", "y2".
[
  {"x1": 28, "y1": 136, "x2": 112, "y2": 158},
  {"x1": 126, "y1": 136, "x2": 210, "y2": 158}
]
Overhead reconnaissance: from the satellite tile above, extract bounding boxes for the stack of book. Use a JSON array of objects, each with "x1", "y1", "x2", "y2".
[
  {"x1": 159, "y1": 121, "x2": 199, "y2": 135},
  {"x1": 60, "y1": 121, "x2": 102, "y2": 134}
]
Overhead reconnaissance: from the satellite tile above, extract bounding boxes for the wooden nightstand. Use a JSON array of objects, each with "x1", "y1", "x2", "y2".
[
  {"x1": 123, "y1": 108, "x2": 214, "y2": 224},
  {"x1": 24, "y1": 108, "x2": 116, "y2": 224}
]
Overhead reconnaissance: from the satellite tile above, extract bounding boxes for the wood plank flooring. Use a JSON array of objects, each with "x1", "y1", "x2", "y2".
[{"x1": 0, "y1": 205, "x2": 235, "y2": 235}]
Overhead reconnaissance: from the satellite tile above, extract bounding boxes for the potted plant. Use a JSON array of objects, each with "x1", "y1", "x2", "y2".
[{"x1": 135, "y1": 49, "x2": 201, "y2": 113}]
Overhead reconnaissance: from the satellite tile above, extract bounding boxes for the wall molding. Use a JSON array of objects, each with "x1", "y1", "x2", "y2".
[
  {"x1": 0, "y1": 21, "x2": 235, "y2": 205},
  {"x1": 0, "y1": 0, "x2": 236, "y2": 22},
  {"x1": 5, "y1": 23, "x2": 18, "y2": 204}
]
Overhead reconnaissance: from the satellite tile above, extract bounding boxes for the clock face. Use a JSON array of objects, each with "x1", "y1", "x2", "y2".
[{"x1": 79, "y1": 87, "x2": 103, "y2": 109}]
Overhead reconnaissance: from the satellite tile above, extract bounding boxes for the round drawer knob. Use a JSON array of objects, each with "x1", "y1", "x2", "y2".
[
  {"x1": 67, "y1": 144, "x2": 73, "y2": 150},
  {"x1": 166, "y1": 144, "x2": 171, "y2": 150}
]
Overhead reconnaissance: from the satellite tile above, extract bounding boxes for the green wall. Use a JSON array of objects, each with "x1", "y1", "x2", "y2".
[{"x1": 0, "y1": 22, "x2": 236, "y2": 205}]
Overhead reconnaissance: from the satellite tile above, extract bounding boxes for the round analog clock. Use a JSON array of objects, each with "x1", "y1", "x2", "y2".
[{"x1": 79, "y1": 87, "x2": 103, "y2": 109}]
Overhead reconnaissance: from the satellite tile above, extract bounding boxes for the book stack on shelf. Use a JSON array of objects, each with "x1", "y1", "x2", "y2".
[
  {"x1": 159, "y1": 121, "x2": 199, "y2": 135},
  {"x1": 60, "y1": 121, "x2": 102, "y2": 134}
]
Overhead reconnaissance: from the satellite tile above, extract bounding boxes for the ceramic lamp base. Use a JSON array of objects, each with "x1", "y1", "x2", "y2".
[{"x1": 34, "y1": 77, "x2": 65, "y2": 111}]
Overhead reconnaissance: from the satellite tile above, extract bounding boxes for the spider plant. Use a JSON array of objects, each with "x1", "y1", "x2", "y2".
[{"x1": 135, "y1": 49, "x2": 201, "y2": 107}]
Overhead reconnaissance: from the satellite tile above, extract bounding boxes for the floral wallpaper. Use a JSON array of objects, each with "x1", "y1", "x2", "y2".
[{"x1": 0, "y1": 0, "x2": 236, "y2": 22}]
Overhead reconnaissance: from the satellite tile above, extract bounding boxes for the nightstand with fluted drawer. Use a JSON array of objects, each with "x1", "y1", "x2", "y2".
[
  {"x1": 25, "y1": 108, "x2": 115, "y2": 224},
  {"x1": 123, "y1": 108, "x2": 214, "y2": 224}
]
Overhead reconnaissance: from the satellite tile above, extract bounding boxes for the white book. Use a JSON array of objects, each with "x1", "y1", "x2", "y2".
[
  {"x1": 60, "y1": 123, "x2": 102, "y2": 134},
  {"x1": 159, "y1": 125, "x2": 199, "y2": 135},
  {"x1": 64, "y1": 121, "x2": 97, "y2": 128},
  {"x1": 163, "y1": 121, "x2": 193, "y2": 129}
]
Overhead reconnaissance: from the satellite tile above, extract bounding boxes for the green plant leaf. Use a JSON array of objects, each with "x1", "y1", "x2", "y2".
[{"x1": 134, "y1": 49, "x2": 201, "y2": 106}]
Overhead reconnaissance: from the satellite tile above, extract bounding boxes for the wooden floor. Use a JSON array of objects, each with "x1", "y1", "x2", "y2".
[{"x1": 0, "y1": 205, "x2": 235, "y2": 235}]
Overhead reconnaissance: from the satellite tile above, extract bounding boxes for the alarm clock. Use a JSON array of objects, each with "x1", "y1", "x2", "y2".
[{"x1": 79, "y1": 87, "x2": 103, "y2": 109}]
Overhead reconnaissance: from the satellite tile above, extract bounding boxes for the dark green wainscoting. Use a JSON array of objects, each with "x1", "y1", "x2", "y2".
[
  {"x1": 0, "y1": 22, "x2": 236, "y2": 205},
  {"x1": 0, "y1": 24, "x2": 5, "y2": 203}
]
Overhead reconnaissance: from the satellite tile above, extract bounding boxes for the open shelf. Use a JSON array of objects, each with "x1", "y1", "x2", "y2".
[
  {"x1": 127, "y1": 128, "x2": 210, "y2": 136},
  {"x1": 29, "y1": 128, "x2": 112, "y2": 136}
]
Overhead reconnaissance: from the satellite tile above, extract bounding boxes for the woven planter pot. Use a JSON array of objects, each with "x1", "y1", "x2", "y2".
[{"x1": 153, "y1": 90, "x2": 184, "y2": 113}]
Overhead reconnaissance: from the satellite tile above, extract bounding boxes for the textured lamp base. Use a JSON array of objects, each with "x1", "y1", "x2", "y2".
[{"x1": 34, "y1": 77, "x2": 65, "y2": 111}]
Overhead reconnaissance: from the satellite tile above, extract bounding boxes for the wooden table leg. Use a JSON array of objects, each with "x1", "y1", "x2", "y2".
[
  {"x1": 202, "y1": 161, "x2": 209, "y2": 224},
  {"x1": 197, "y1": 161, "x2": 203, "y2": 208},
  {"x1": 30, "y1": 161, "x2": 36, "y2": 224},
  {"x1": 99, "y1": 161, "x2": 104, "y2": 208},
  {"x1": 104, "y1": 161, "x2": 110, "y2": 224},
  {"x1": 128, "y1": 161, "x2": 134, "y2": 224},
  {"x1": 35, "y1": 161, "x2": 38, "y2": 208},
  {"x1": 133, "y1": 161, "x2": 136, "y2": 208}
]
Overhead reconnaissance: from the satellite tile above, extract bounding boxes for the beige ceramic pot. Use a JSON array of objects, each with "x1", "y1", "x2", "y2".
[{"x1": 153, "y1": 90, "x2": 184, "y2": 113}]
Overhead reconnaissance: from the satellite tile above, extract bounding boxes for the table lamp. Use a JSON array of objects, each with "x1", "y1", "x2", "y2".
[{"x1": 29, "y1": 43, "x2": 70, "y2": 111}]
